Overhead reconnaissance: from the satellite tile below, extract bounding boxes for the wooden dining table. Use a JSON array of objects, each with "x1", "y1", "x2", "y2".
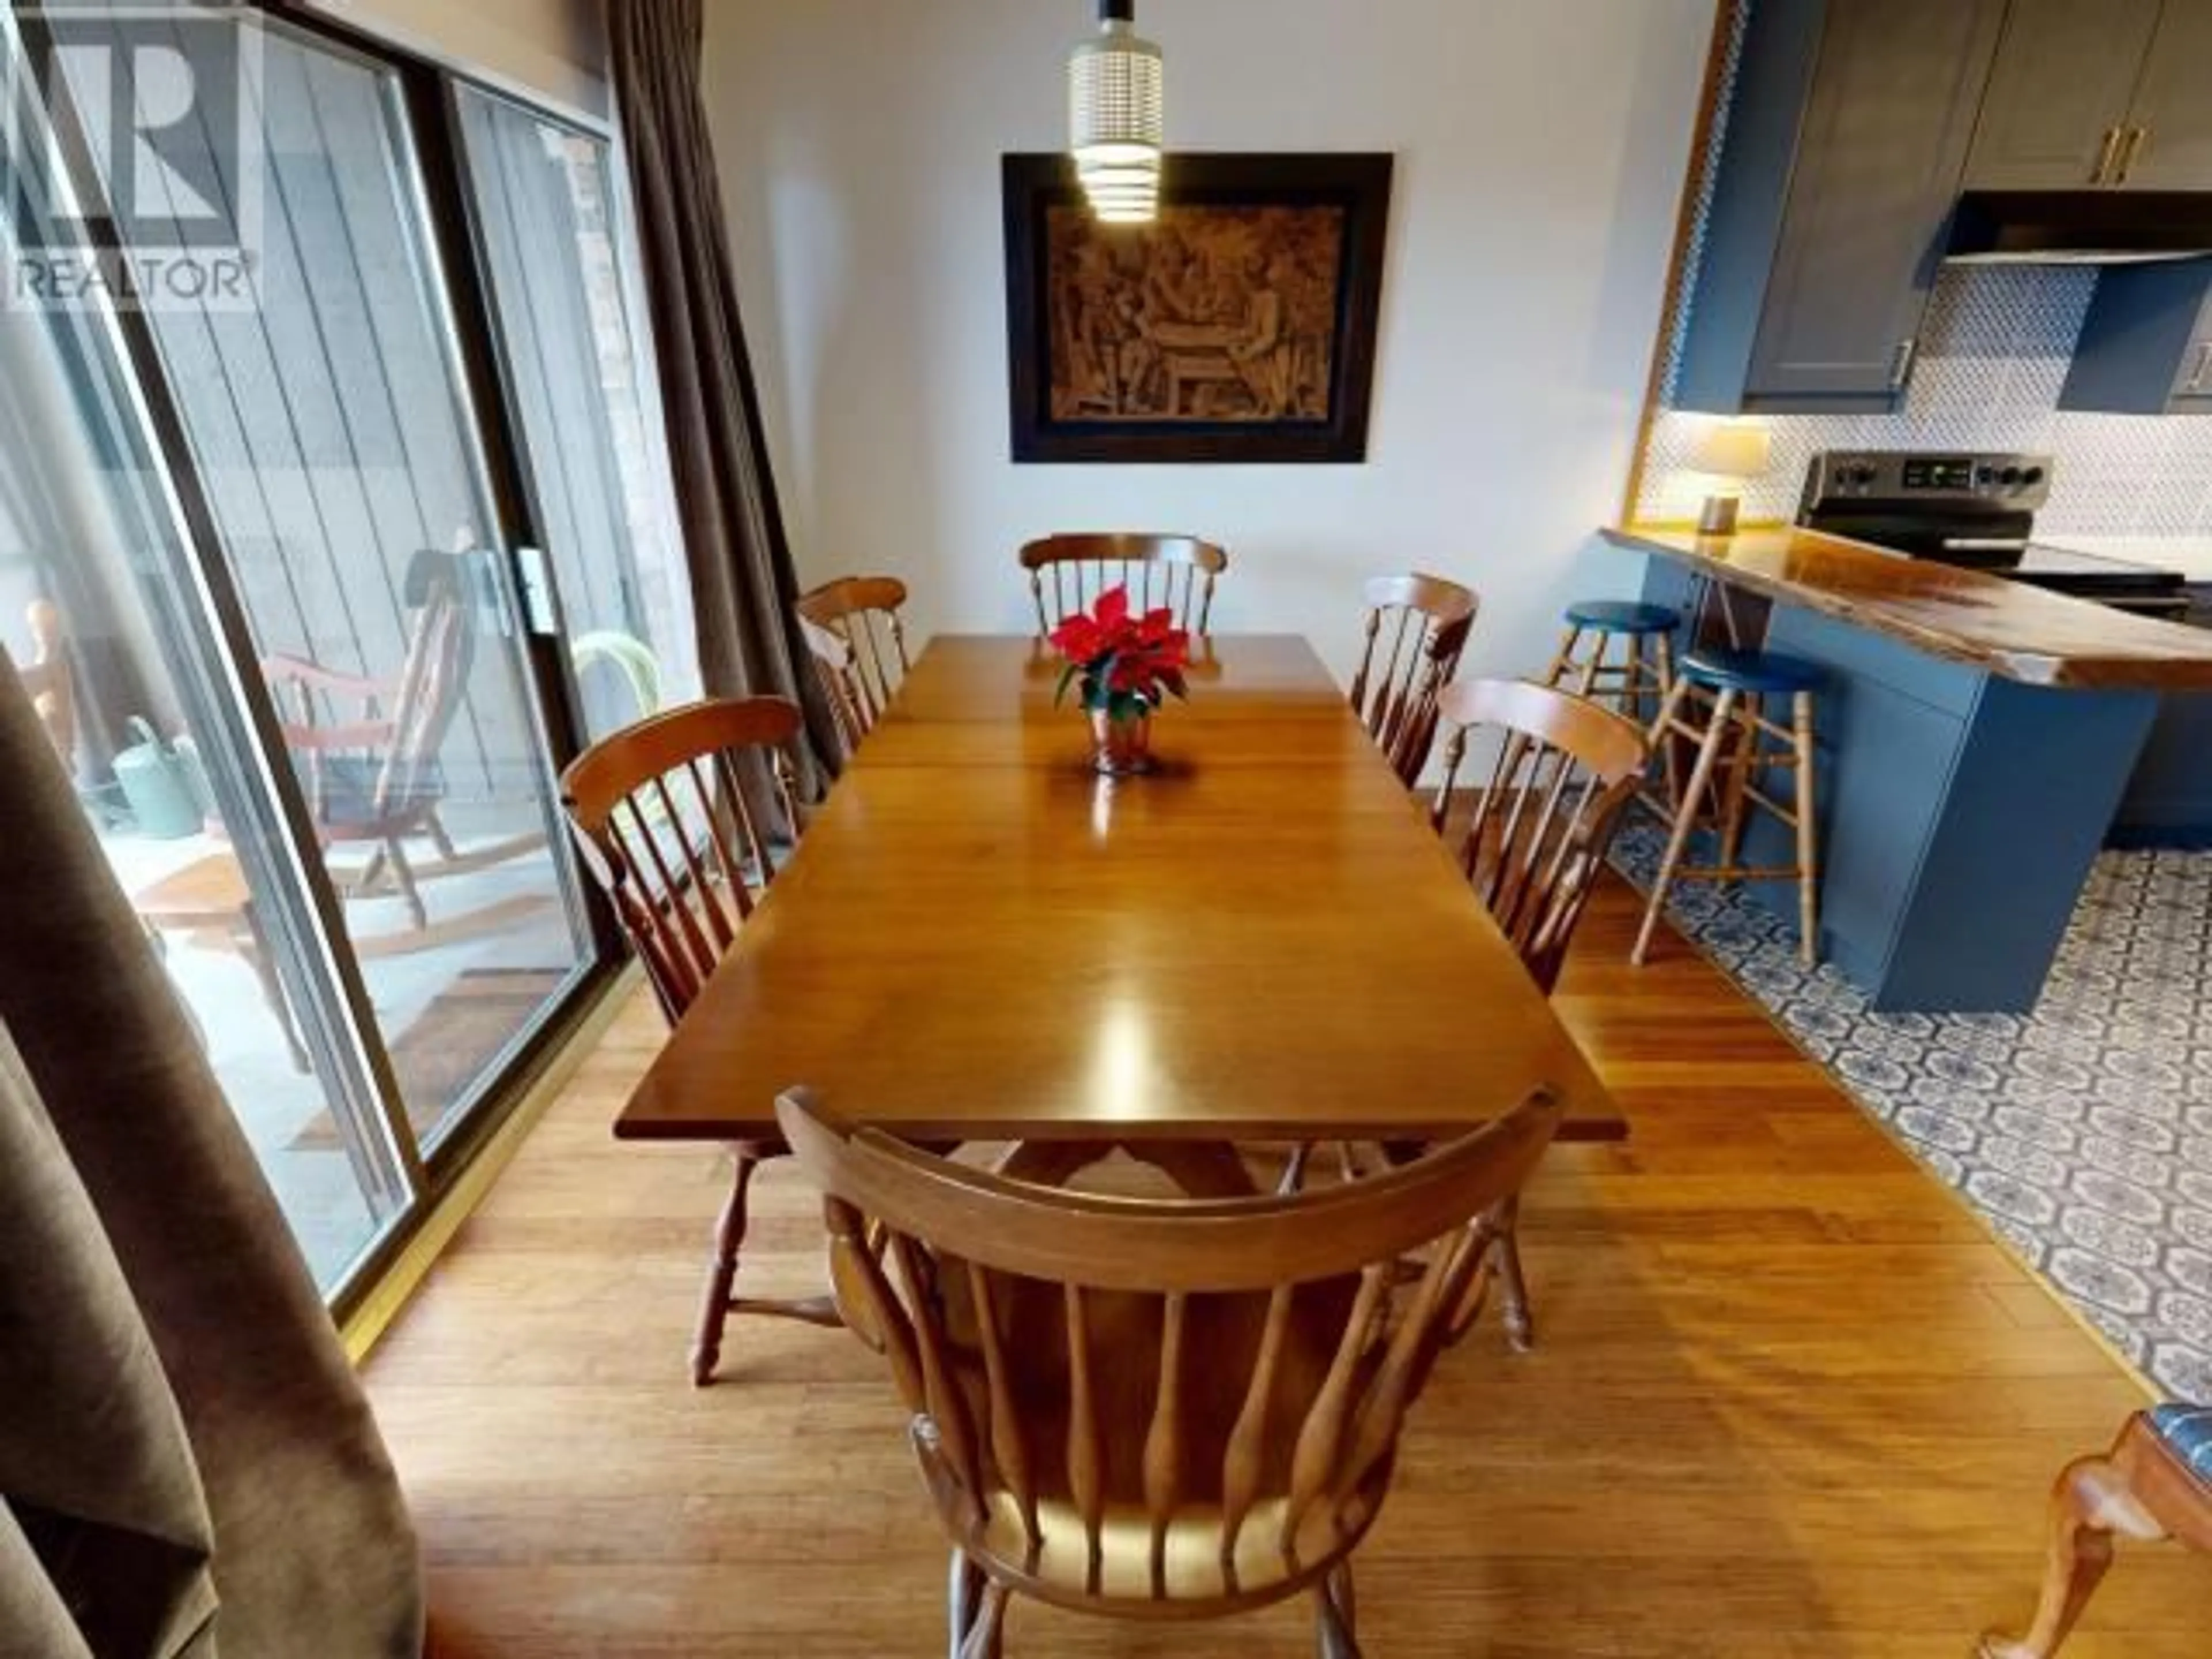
[{"x1": 615, "y1": 634, "x2": 1623, "y2": 1156}]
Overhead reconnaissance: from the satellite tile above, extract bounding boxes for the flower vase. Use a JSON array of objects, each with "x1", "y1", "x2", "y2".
[{"x1": 1089, "y1": 706, "x2": 1154, "y2": 776}]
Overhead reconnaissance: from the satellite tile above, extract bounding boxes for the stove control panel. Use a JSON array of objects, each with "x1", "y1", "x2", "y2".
[{"x1": 1802, "y1": 450, "x2": 2053, "y2": 512}]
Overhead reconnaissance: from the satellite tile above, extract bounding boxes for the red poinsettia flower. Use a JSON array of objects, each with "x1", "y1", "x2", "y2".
[{"x1": 1048, "y1": 584, "x2": 1192, "y2": 718}]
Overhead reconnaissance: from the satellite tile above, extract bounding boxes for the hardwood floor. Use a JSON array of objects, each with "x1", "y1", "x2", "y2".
[{"x1": 365, "y1": 879, "x2": 2212, "y2": 1656}]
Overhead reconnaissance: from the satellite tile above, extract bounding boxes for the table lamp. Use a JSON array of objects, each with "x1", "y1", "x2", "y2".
[{"x1": 1687, "y1": 422, "x2": 1771, "y2": 536}]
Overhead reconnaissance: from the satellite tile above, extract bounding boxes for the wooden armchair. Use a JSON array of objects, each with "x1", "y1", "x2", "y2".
[
  {"x1": 777, "y1": 1081, "x2": 1566, "y2": 1656},
  {"x1": 1981, "y1": 1406, "x2": 2211, "y2": 1657},
  {"x1": 559, "y1": 695, "x2": 830, "y2": 1385},
  {"x1": 796, "y1": 574, "x2": 910, "y2": 756},
  {"x1": 1348, "y1": 574, "x2": 1479, "y2": 788},
  {"x1": 263, "y1": 552, "x2": 475, "y2": 929},
  {"x1": 1018, "y1": 533, "x2": 1227, "y2": 638}
]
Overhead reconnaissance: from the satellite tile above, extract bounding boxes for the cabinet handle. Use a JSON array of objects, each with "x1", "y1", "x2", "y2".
[
  {"x1": 2115, "y1": 125, "x2": 2149, "y2": 185},
  {"x1": 1888, "y1": 337, "x2": 1917, "y2": 392},
  {"x1": 2187, "y1": 340, "x2": 2212, "y2": 394},
  {"x1": 2092, "y1": 125, "x2": 2123, "y2": 185}
]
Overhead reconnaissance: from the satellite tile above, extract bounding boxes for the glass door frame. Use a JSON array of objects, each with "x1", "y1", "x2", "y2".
[{"x1": 8, "y1": 0, "x2": 641, "y2": 1320}]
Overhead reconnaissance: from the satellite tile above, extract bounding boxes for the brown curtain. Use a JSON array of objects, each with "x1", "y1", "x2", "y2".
[
  {"x1": 605, "y1": 0, "x2": 840, "y2": 788},
  {"x1": 0, "y1": 658, "x2": 422, "y2": 1659}
]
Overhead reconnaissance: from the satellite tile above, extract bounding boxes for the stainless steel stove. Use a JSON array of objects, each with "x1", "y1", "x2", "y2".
[{"x1": 1796, "y1": 450, "x2": 2190, "y2": 618}]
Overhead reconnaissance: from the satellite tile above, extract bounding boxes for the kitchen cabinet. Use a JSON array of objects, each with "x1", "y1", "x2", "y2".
[
  {"x1": 1673, "y1": 0, "x2": 2006, "y2": 415},
  {"x1": 2059, "y1": 260, "x2": 2212, "y2": 415},
  {"x1": 1964, "y1": 0, "x2": 2162, "y2": 190},
  {"x1": 2120, "y1": 4, "x2": 2212, "y2": 190},
  {"x1": 1967, "y1": 0, "x2": 2212, "y2": 191}
]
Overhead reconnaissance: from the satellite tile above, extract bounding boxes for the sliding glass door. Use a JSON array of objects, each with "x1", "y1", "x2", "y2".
[
  {"x1": 453, "y1": 85, "x2": 701, "y2": 741},
  {"x1": 0, "y1": 3, "x2": 679, "y2": 1301},
  {"x1": 104, "y1": 18, "x2": 595, "y2": 1153}
]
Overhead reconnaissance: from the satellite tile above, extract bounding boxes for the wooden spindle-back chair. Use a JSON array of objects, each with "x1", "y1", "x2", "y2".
[
  {"x1": 559, "y1": 695, "x2": 831, "y2": 1384},
  {"x1": 1347, "y1": 573, "x2": 1479, "y2": 787},
  {"x1": 263, "y1": 550, "x2": 476, "y2": 929},
  {"x1": 1431, "y1": 677, "x2": 1649, "y2": 998},
  {"x1": 1019, "y1": 533, "x2": 1228, "y2": 638},
  {"x1": 778, "y1": 1082, "x2": 1566, "y2": 1656},
  {"x1": 797, "y1": 575, "x2": 910, "y2": 754},
  {"x1": 1308, "y1": 679, "x2": 1646, "y2": 1357}
]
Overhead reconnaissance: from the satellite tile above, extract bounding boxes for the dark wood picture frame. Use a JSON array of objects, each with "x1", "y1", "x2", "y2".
[{"x1": 1002, "y1": 152, "x2": 1394, "y2": 464}]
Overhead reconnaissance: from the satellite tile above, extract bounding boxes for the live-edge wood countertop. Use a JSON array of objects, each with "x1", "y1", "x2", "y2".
[{"x1": 1602, "y1": 524, "x2": 2212, "y2": 691}]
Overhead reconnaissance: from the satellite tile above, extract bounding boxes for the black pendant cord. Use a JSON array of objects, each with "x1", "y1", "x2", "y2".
[{"x1": 1100, "y1": 0, "x2": 1135, "y2": 22}]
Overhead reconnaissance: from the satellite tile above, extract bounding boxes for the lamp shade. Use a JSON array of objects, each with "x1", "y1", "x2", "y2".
[
  {"x1": 1069, "y1": 1, "x2": 1162, "y2": 224},
  {"x1": 1688, "y1": 422, "x2": 1772, "y2": 480}
]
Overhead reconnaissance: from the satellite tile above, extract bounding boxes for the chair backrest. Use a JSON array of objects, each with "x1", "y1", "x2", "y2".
[
  {"x1": 1018, "y1": 533, "x2": 1228, "y2": 638},
  {"x1": 1348, "y1": 573, "x2": 1479, "y2": 788},
  {"x1": 376, "y1": 553, "x2": 474, "y2": 813},
  {"x1": 796, "y1": 575, "x2": 909, "y2": 753},
  {"x1": 16, "y1": 599, "x2": 77, "y2": 766},
  {"x1": 262, "y1": 549, "x2": 475, "y2": 824},
  {"x1": 1430, "y1": 677, "x2": 1649, "y2": 995},
  {"x1": 777, "y1": 1082, "x2": 1565, "y2": 1614},
  {"x1": 560, "y1": 696, "x2": 802, "y2": 1023}
]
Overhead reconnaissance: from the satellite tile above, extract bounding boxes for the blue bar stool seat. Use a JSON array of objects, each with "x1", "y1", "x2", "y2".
[
  {"x1": 1633, "y1": 643, "x2": 1823, "y2": 969},
  {"x1": 1545, "y1": 599, "x2": 1680, "y2": 726}
]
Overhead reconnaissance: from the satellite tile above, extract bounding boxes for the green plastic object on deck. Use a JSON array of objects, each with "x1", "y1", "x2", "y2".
[{"x1": 111, "y1": 717, "x2": 202, "y2": 839}]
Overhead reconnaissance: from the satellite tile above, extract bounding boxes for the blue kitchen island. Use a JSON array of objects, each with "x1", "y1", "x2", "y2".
[{"x1": 1601, "y1": 525, "x2": 2212, "y2": 1014}]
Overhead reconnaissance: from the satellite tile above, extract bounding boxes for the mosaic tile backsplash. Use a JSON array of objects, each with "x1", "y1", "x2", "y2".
[{"x1": 1640, "y1": 265, "x2": 2212, "y2": 537}]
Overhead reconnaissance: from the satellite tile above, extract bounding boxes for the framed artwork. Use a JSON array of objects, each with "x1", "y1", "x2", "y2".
[{"x1": 1002, "y1": 152, "x2": 1393, "y2": 464}]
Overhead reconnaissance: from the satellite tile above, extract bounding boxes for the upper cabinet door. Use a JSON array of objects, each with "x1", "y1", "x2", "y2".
[
  {"x1": 1965, "y1": 0, "x2": 2162, "y2": 188},
  {"x1": 2117, "y1": 2, "x2": 2212, "y2": 190},
  {"x1": 1744, "y1": 0, "x2": 2007, "y2": 405}
]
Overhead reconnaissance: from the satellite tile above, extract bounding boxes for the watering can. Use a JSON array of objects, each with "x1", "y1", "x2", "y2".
[{"x1": 112, "y1": 717, "x2": 202, "y2": 839}]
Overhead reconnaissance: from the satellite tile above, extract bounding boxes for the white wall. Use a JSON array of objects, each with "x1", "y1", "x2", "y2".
[{"x1": 704, "y1": 0, "x2": 1711, "y2": 684}]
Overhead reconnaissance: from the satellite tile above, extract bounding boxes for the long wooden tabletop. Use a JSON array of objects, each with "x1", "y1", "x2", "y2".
[
  {"x1": 616, "y1": 635, "x2": 1622, "y2": 1145},
  {"x1": 1603, "y1": 523, "x2": 2212, "y2": 690}
]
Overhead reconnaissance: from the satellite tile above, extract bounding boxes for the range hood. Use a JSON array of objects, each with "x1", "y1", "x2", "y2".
[{"x1": 1948, "y1": 191, "x2": 2212, "y2": 265}]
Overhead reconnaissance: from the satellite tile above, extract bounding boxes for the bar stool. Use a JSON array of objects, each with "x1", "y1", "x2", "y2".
[
  {"x1": 1633, "y1": 643, "x2": 1822, "y2": 968},
  {"x1": 1544, "y1": 599, "x2": 1680, "y2": 726}
]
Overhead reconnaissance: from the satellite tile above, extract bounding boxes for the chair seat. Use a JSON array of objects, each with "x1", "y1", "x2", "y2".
[
  {"x1": 1563, "y1": 599, "x2": 1679, "y2": 635},
  {"x1": 1677, "y1": 645, "x2": 1823, "y2": 695},
  {"x1": 2152, "y1": 1403, "x2": 2212, "y2": 1482}
]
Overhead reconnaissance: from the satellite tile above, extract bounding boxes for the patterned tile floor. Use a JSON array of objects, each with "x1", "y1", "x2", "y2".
[{"x1": 1613, "y1": 821, "x2": 2212, "y2": 1402}]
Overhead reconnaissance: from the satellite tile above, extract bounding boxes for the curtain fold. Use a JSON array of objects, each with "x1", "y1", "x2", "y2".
[
  {"x1": 604, "y1": 0, "x2": 840, "y2": 789},
  {"x1": 0, "y1": 658, "x2": 422, "y2": 1659}
]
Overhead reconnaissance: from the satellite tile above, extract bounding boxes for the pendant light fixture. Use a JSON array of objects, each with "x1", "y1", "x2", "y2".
[{"x1": 1069, "y1": 0, "x2": 1164, "y2": 225}]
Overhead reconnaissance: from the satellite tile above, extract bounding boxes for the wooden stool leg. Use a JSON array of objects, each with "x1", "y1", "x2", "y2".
[
  {"x1": 1979, "y1": 1453, "x2": 2166, "y2": 1659},
  {"x1": 1652, "y1": 632, "x2": 1681, "y2": 799},
  {"x1": 1634, "y1": 688, "x2": 1737, "y2": 967},
  {"x1": 1791, "y1": 689, "x2": 1819, "y2": 967},
  {"x1": 1575, "y1": 630, "x2": 1605, "y2": 698},
  {"x1": 1643, "y1": 653, "x2": 1692, "y2": 814},
  {"x1": 1715, "y1": 694, "x2": 1761, "y2": 885},
  {"x1": 1543, "y1": 625, "x2": 1584, "y2": 688},
  {"x1": 691, "y1": 1147, "x2": 759, "y2": 1387}
]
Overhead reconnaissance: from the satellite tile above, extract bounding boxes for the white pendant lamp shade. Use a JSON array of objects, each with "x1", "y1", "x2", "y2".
[{"x1": 1069, "y1": 0, "x2": 1162, "y2": 224}]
